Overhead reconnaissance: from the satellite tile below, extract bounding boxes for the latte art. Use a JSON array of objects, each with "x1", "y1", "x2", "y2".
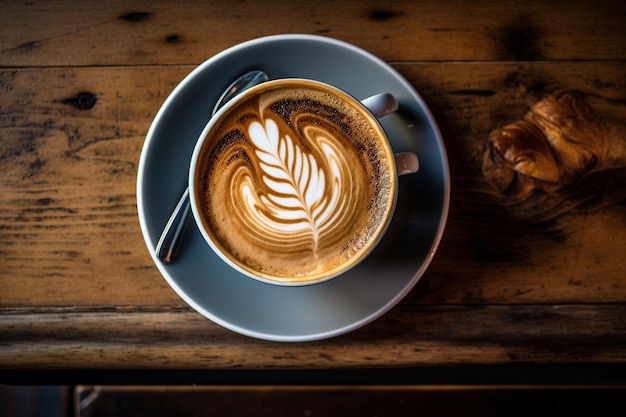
[
  {"x1": 195, "y1": 81, "x2": 396, "y2": 283},
  {"x1": 244, "y1": 118, "x2": 351, "y2": 251}
]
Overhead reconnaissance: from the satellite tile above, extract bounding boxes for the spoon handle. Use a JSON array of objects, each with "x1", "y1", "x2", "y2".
[
  {"x1": 155, "y1": 70, "x2": 269, "y2": 264},
  {"x1": 156, "y1": 187, "x2": 190, "y2": 263}
]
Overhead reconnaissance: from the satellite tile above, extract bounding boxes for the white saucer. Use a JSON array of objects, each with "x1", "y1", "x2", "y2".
[{"x1": 137, "y1": 34, "x2": 450, "y2": 341}]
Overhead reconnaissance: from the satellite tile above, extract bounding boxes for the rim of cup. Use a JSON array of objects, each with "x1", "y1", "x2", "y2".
[{"x1": 189, "y1": 77, "x2": 401, "y2": 286}]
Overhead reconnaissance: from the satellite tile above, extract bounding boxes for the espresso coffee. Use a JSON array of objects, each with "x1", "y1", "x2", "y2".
[{"x1": 193, "y1": 79, "x2": 397, "y2": 283}]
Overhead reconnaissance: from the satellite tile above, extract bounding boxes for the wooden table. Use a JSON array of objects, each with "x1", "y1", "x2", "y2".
[{"x1": 1, "y1": 0, "x2": 626, "y2": 387}]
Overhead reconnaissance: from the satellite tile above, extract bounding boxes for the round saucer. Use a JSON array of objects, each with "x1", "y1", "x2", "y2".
[{"x1": 137, "y1": 34, "x2": 450, "y2": 341}]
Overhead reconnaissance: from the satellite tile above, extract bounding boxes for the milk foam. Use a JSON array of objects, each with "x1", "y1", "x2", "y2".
[{"x1": 244, "y1": 118, "x2": 348, "y2": 248}]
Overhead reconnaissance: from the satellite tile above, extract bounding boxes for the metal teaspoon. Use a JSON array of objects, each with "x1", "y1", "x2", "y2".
[{"x1": 156, "y1": 70, "x2": 269, "y2": 263}]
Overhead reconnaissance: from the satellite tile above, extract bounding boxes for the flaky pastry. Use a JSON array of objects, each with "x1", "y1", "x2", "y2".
[{"x1": 482, "y1": 90, "x2": 605, "y2": 198}]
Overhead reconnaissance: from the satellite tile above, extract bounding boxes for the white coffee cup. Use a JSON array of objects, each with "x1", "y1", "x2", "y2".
[{"x1": 189, "y1": 78, "x2": 418, "y2": 286}]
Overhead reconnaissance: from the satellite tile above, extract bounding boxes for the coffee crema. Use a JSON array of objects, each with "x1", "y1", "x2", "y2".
[{"x1": 194, "y1": 80, "x2": 396, "y2": 283}]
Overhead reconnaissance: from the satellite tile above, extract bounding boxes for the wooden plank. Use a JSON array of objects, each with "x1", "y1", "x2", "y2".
[
  {"x1": 0, "y1": 386, "x2": 71, "y2": 417},
  {"x1": 75, "y1": 385, "x2": 626, "y2": 417},
  {"x1": 1, "y1": 62, "x2": 625, "y2": 308},
  {"x1": 0, "y1": 0, "x2": 625, "y2": 66},
  {"x1": 1, "y1": 305, "x2": 626, "y2": 369},
  {"x1": 0, "y1": 66, "x2": 185, "y2": 307}
]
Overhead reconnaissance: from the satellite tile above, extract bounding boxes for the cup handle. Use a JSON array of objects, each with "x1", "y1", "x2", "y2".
[
  {"x1": 361, "y1": 93, "x2": 398, "y2": 118},
  {"x1": 395, "y1": 152, "x2": 419, "y2": 176},
  {"x1": 361, "y1": 93, "x2": 419, "y2": 176}
]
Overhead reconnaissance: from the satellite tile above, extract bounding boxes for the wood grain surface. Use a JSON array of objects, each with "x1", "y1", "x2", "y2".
[{"x1": 1, "y1": 0, "x2": 625, "y2": 374}]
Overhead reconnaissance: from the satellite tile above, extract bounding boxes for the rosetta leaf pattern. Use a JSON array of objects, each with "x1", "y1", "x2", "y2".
[{"x1": 247, "y1": 118, "x2": 331, "y2": 243}]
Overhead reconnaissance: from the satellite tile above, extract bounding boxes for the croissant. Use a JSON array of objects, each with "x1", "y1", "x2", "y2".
[{"x1": 482, "y1": 90, "x2": 606, "y2": 198}]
